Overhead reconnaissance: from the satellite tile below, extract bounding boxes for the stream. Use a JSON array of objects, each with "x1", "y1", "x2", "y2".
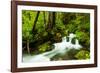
[{"x1": 23, "y1": 33, "x2": 82, "y2": 62}]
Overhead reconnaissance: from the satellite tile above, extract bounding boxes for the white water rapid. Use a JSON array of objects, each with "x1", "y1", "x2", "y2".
[{"x1": 23, "y1": 33, "x2": 82, "y2": 62}]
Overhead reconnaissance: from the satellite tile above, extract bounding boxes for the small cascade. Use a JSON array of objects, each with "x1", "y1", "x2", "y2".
[
  {"x1": 62, "y1": 37, "x2": 66, "y2": 42},
  {"x1": 68, "y1": 33, "x2": 76, "y2": 43},
  {"x1": 74, "y1": 39, "x2": 82, "y2": 49}
]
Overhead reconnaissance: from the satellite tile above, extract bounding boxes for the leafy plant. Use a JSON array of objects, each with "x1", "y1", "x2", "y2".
[
  {"x1": 75, "y1": 50, "x2": 90, "y2": 60},
  {"x1": 38, "y1": 42, "x2": 52, "y2": 53}
]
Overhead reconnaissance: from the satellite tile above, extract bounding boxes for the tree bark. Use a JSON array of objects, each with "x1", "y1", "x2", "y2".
[
  {"x1": 32, "y1": 11, "x2": 40, "y2": 32},
  {"x1": 27, "y1": 39, "x2": 30, "y2": 54},
  {"x1": 43, "y1": 11, "x2": 46, "y2": 28},
  {"x1": 52, "y1": 12, "x2": 56, "y2": 27},
  {"x1": 47, "y1": 12, "x2": 56, "y2": 30}
]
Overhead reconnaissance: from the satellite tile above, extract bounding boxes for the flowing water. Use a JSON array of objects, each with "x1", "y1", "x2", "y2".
[{"x1": 23, "y1": 33, "x2": 82, "y2": 62}]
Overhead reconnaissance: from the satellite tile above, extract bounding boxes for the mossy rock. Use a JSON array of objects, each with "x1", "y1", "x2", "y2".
[
  {"x1": 75, "y1": 50, "x2": 90, "y2": 60},
  {"x1": 38, "y1": 41, "x2": 53, "y2": 53}
]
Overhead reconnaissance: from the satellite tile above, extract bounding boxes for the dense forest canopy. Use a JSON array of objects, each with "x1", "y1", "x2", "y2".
[{"x1": 22, "y1": 10, "x2": 90, "y2": 60}]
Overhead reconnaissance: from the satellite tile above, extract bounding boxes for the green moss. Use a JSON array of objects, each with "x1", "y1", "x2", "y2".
[
  {"x1": 75, "y1": 50, "x2": 90, "y2": 60},
  {"x1": 38, "y1": 42, "x2": 52, "y2": 53}
]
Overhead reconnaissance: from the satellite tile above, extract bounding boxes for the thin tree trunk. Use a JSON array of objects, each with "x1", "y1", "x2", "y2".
[
  {"x1": 52, "y1": 12, "x2": 56, "y2": 27},
  {"x1": 27, "y1": 39, "x2": 30, "y2": 54},
  {"x1": 32, "y1": 11, "x2": 40, "y2": 32},
  {"x1": 43, "y1": 11, "x2": 46, "y2": 28},
  {"x1": 47, "y1": 12, "x2": 56, "y2": 30}
]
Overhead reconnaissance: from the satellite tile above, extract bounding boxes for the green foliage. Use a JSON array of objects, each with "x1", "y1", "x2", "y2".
[
  {"x1": 75, "y1": 50, "x2": 90, "y2": 60},
  {"x1": 38, "y1": 42, "x2": 52, "y2": 53},
  {"x1": 75, "y1": 31, "x2": 90, "y2": 48},
  {"x1": 22, "y1": 10, "x2": 36, "y2": 41}
]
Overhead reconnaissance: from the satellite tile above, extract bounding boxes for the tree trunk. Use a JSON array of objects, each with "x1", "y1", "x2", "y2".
[
  {"x1": 43, "y1": 11, "x2": 46, "y2": 28},
  {"x1": 26, "y1": 39, "x2": 30, "y2": 54},
  {"x1": 47, "y1": 12, "x2": 56, "y2": 30},
  {"x1": 32, "y1": 11, "x2": 40, "y2": 32},
  {"x1": 52, "y1": 12, "x2": 56, "y2": 27}
]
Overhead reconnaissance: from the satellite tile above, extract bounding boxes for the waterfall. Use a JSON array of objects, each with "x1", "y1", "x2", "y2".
[
  {"x1": 74, "y1": 39, "x2": 82, "y2": 49},
  {"x1": 23, "y1": 33, "x2": 82, "y2": 62}
]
